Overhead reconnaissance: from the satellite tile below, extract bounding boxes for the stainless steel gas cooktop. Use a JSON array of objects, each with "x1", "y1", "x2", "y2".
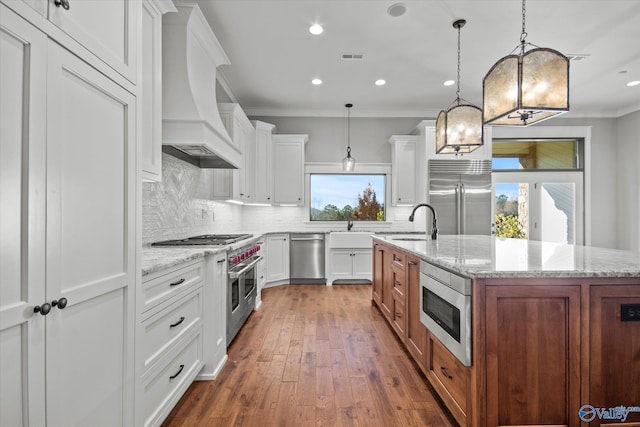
[{"x1": 152, "y1": 233, "x2": 253, "y2": 246}]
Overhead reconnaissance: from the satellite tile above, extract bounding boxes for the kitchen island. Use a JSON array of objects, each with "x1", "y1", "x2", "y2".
[{"x1": 371, "y1": 235, "x2": 640, "y2": 427}]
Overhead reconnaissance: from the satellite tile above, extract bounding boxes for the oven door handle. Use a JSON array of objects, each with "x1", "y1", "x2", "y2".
[{"x1": 228, "y1": 256, "x2": 263, "y2": 279}]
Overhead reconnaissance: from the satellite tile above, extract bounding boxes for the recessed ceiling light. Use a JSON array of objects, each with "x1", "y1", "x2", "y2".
[
  {"x1": 375, "y1": 79, "x2": 386, "y2": 86},
  {"x1": 628, "y1": 80, "x2": 640, "y2": 87},
  {"x1": 387, "y1": 3, "x2": 407, "y2": 17},
  {"x1": 311, "y1": 78, "x2": 322, "y2": 85},
  {"x1": 309, "y1": 24, "x2": 323, "y2": 35},
  {"x1": 444, "y1": 80, "x2": 455, "y2": 86}
]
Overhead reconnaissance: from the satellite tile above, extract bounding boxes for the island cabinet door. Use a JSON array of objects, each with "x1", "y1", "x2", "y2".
[
  {"x1": 406, "y1": 255, "x2": 427, "y2": 372},
  {"x1": 485, "y1": 285, "x2": 581, "y2": 427},
  {"x1": 589, "y1": 285, "x2": 640, "y2": 425},
  {"x1": 372, "y1": 244, "x2": 384, "y2": 306}
]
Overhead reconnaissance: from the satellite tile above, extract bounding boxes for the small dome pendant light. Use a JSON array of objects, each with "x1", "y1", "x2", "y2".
[
  {"x1": 342, "y1": 103, "x2": 356, "y2": 172},
  {"x1": 483, "y1": 0, "x2": 569, "y2": 126},
  {"x1": 436, "y1": 19, "x2": 483, "y2": 155}
]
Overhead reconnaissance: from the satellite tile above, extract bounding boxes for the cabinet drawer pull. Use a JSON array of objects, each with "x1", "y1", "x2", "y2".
[
  {"x1": 169, "y1": 364, "x2": 185, "y2": 380},
  {"x1": 440, "y1": 367, "x2": 453, "y2": 379},
  {"x1": 408, "y1": 261, "x2": 417, "y2": 266},
  {"x1": 217, "y1": 259, "x2": 225, "y2": 264},
  {"x1": 169, "y1": 316, "x2": 185, "y2": 328},
  {"x1": 395, "y1": 312, "x2": 402, "y2": 318},
  {"x1": 170, "y1": 278, "x2": 185, "y2": 287}
]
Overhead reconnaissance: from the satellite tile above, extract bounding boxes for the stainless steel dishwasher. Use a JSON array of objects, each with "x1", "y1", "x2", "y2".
[{"x1": 289, "y1": 233, "x2": 326, "y2": 284}]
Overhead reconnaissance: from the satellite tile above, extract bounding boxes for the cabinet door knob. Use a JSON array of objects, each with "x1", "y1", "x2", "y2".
[
  {"x1": 34, "y1": 303, "x2": 52, "y2": 316},
  {"x1": 54, "y1": 0, "x2": 70, "y2": 10},
  {"x1": 52, "y1": 297, "x2": 68, "y2": 310}
]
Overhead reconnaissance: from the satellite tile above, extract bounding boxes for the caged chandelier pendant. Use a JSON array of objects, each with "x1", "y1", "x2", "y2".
[
  {"x1": 483, "y1": 0, "x2": 569, "y2": 126},
  {"x1": 436, "y1": 19, "x2": 483, "y2": 155},
  {"x1": 342, "y1": 103, "x2": 356, "y2": 171}
]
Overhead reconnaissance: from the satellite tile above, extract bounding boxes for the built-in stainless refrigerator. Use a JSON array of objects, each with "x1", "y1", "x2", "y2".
[{"x1": 428, "y1": 159, "x2": 492, "y2": 235}]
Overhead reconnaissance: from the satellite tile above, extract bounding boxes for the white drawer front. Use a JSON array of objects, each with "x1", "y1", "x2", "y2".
[
  {"x1": 141, "y1": 288, "x2": 203, "y2": 372},
  {"x1": 141, "y1": 329, "x2": 203, "y2": 427},
  {"x1": 142, "y1": 261, "x2": 203, "y2": 312}
]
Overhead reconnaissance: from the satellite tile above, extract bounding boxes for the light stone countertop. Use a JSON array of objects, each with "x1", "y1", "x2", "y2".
[{"x1": 373, "y1": 234, "x2": 640, "y2": 279}]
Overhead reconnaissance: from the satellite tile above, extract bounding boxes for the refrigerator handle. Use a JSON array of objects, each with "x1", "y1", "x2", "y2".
[
  {"x1": 460, "y1": 183, "x2": 466, "y2": 234},
  {"x1": 455, "y1": 184, "x2": 461, "y2": 234}
]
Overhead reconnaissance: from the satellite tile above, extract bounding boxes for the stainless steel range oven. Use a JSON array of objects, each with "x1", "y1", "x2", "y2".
[
  {"x1": 227, "y1": 242, "x2": 262, "y2": 346},
  {"x1": 420, "y1": 260, "x2": 472, "y2": 366}
]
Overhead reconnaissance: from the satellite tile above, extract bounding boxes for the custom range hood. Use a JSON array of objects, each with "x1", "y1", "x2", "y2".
[{"x1": 162, "y1": 4, "x2": 241, "y2": 169}]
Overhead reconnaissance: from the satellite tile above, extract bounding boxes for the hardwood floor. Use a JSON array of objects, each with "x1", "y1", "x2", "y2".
[{"x1": 162, "y1": 284, "x2": 457, "y2": 427}]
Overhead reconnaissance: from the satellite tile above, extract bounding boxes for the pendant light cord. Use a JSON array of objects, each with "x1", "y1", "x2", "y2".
[
  {"x1": 520, "y1": 0, "x2": 528, "y2": 54},
  {"x1": 346, "y1": 103, "x2": 352, "y2": 156},
  {"x1": 456, "y1": 22, "x2": 461, "y2": 103}
]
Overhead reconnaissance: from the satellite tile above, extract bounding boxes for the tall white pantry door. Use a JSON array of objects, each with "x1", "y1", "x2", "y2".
[{"x1": 0, "y1": 5, "x2": 136, "y2": 426}]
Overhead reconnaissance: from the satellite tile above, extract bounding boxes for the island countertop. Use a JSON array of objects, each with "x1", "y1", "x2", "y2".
[{"x1": 372, "y1": 234, "x2": 640, "y2": 279}]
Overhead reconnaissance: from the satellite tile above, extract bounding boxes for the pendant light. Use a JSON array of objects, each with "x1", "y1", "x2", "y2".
[
  {"x1": 342, "y1": 103, "x2": 356, "y2": 171},
  {"x1": 436, "y1": 19, "x2": 483, "y2": 155},
  {"x1": 483, "y1": 0, "x2": 569, "y2": 126}
]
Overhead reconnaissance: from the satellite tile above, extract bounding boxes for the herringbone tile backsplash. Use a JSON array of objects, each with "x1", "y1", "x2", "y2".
[{"x1": 142, "y1": 154, "x2": 242, "y2": 244}]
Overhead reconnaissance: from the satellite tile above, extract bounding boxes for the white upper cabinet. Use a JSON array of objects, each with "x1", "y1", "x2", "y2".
[
  {"x1": 140, "y1": 0, "x2": 176, "y2": 182},
  {"x1": 272, "y1": 134, "x2": 308, "y2": 205},
  {"x1": 389, "y1": 135, "x2": 419, "y2": 206},
  {"x1": 48, "y1": 0, "x2": 138, "y2": 82},
  {"x1": 3, "y1": 0, "x2": 138, "y2": 85},
  {"x1": 252, "y1": 121, "x2": 277, "y2": 204},
  {"x1": 213, "y1": 103, "x2": 255, "y2": 201}
]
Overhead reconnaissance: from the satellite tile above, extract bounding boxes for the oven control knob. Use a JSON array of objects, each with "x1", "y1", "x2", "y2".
[
  {"x1": 245, "y1": 251, "x2": 251, "y2": 258},
  {"x1": 233, "y1": 256, "x2": 240, "y2": 263},
  {"x1": 241, "y1": 253, "x2": 246, "y2": 260},
  {"x1": 257, "y1": 246, "x2": 261, "y2": 252}
]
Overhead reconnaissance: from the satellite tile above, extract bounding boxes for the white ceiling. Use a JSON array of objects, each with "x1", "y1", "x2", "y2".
[{"x1": 193, "y1": 0, "x2": 640, "y2": 118}]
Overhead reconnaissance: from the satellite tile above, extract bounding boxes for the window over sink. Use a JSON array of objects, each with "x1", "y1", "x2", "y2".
[{"x1": 310, "y1": 174, "x2": 385, "y2": 221}]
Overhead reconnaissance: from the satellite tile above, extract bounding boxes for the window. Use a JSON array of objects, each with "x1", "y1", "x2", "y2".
[
  {"x1": 310, "y1": 174, "x2": 385, "y2": 221},
  {"x1": 492, "y1": 138, "x2": 584, "y2": 244},
  {"x1": 492, "y1": 139, "x2": 582, "y2": 170}
]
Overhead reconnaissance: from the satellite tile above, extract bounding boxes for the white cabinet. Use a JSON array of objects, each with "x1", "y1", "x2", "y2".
[
  {"x1": 389, "y1": 135, "x2": 419, "y2": 206},
  {"x1": 199, "y1": 252, "x2": 227, "y2": 380},
  {"x1": 140, "y1": 0, "x2": 176, "y2": 181},
  {"x1": 266, "y1": 234, "x2": 290, "y2": 283},
  {"x1": 253, "y1": 121, "x2": 277, "y2": 203},
  {"x1": 137, "y1": 259, "x2": 205, "y2": 427},
  {"x1": 327, "y1": 232, "x2": 372, "y2": 284},
  {"x1": 1, "y1": 7, "x2": 136, "y2": 425},
  {"x1": 272, "y1": 134, "x2": 308, "y2": 205},
  {"x1": 4, "y1": 0, "x2": 139, "y2": 83},
  {"x1": 213, "y1": 104, "x2": 255, "y2": 201},
  {"x1": 328, "y1": 250, "x2": 372, "y2": 283}
]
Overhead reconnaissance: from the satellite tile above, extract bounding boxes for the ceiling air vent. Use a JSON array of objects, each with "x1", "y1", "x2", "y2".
[{"x1": 341, "y1": 53, "x2": 364, "y2": 60}]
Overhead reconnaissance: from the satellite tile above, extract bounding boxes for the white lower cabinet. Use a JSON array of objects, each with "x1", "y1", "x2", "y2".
[
  {"x1": 139, "y1": 327, "x2": 203, "y2": 427},
  {"x1": 0, "y1": 7, "x2": 136, "y2": 426},
  {"x1": 198, "y1": 252, "x2": 228, "y2": 379},
  {"x1": 137, "y1": 259, "x2": 205, "y2": 427},
  {"x1": 266, "y1": 234, "x2": 290, "y2": 283},
  {"x1": 328, "y1": 249, "x2": 372, "y2": 283}
]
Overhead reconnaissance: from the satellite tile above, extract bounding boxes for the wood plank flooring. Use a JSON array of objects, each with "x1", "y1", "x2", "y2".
[{"x1": 162, "y1": 284, "x2": 457, "y2": 427}]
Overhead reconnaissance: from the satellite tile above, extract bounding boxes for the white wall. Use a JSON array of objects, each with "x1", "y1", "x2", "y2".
[{"x1": 616, "y1": 110, "x2": 640, "y2": 252}]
